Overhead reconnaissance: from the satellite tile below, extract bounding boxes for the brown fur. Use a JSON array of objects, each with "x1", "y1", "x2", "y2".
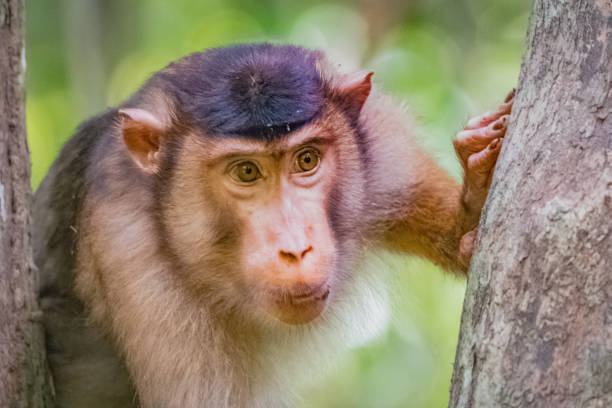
[{"x1": 33, "y1": 49, "x2": 509, "y2": 407}]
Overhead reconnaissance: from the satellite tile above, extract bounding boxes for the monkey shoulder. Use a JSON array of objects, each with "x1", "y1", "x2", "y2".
[
  {"x1": 33, "y1": 109, "x2": 138, "y2": 408},
  {"x1": 34, "y1": 110, "x2": 113, "y2": 291},
  {"x1": 357, "y1": 91, "x2": 438, "y2": 222},
  {"x1": 34, "y1": 109, "x2": 119, "y2": 296}
]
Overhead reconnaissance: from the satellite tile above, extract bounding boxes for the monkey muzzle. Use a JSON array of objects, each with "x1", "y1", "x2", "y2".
[{"x1": 268, "y1": 283, "x2": 330, "y2": 325}]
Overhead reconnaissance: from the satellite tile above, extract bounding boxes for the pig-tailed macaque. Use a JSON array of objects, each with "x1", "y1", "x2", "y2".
[{"x1": 33, "y1": 43, "x2": 513, "y2": 407}]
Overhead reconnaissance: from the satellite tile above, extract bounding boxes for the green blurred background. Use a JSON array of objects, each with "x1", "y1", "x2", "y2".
[{"x1": 26, "y1": 0, "x2": 530, "y2": 406}]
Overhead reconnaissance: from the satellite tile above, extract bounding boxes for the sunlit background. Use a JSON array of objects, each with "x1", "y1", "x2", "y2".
[{"x1": 26, "y1": 0, "x2": 530, "y2": 406}]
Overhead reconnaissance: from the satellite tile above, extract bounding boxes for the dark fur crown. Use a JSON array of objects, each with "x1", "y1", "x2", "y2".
[{"x1": 156, "y1": 43, "x2": 325, "y2": 139}]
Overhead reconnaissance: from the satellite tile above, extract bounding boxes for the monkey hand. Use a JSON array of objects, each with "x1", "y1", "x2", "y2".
[{"x1": 453, "y1": 89, "x2": 515, "y2": 265}]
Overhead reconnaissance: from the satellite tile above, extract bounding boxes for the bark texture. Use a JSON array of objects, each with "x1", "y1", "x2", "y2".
[
  {"x1": 0, "y1": 0, "x2": 55, "y2": 406},
  {"x1": 449, "y1": 0, "x2": 612, "y2": 407}
]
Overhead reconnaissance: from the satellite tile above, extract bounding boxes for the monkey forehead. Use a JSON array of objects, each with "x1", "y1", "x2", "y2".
[
  {"x1": 193, "y1": 123, "x2": 335, "y2": 161},
  {"x1": 157, "y1": 43, "x2": 326, "y2": 140}
]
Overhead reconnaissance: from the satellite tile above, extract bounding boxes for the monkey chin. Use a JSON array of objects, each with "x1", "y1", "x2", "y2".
[{"x1": 268, "y1": 287, "x2": 330, "y2": 325}]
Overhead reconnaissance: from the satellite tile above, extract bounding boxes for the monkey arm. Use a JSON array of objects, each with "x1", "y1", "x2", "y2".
[
  {"x1": 362, "y1": 90, "x2": 513, "y2": 275},
  {"x1": 380, "y1": 160, "x2": 470, "y2": 274}
]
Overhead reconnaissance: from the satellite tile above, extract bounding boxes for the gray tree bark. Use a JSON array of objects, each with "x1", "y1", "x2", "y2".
[
  {"x1": 0, "y1": 0, "x2": 55, "y2": 406},
  {"x1": 449, "y1": 0, "x2": 612, "y2": 407}
]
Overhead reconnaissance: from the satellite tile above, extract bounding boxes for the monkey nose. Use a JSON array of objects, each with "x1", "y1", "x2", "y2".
[{"x1": 278, "y1": 245, "x2": 313, "y2": 264}]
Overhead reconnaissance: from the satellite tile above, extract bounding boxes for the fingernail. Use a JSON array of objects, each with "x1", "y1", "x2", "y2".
[
  {"x1": 489, "y1": 139, "x2": 499, "y2": 149},
  {"x1": 493, "y1": 116, "x2": 508, "y2": 130}
]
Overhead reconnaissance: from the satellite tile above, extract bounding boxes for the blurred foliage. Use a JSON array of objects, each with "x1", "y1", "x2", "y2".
[{"x1": 26, "y1": 0, "x2": 530, "y2": 406}]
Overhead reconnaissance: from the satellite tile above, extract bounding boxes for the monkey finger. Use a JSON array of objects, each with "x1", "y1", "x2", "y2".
[
  {"x1": 459, "y1": 228, "x2": 478, "y2": 267},
  {"x1": 454, "y1": 116, "x2": 508, "y2": 165},
  {"x1": 465, "y1": 137, "x2": 502, "y2": 193},
  {"x1": 464, "y1": 90, "x2": 514, "y2": 130},
  {"x1": 468, "y1": 138, "x2": 502, "y2": 176},
  {"x1": 457, "y1": 115, "x2": 509, "y2": 144},
  {"x1": 461, "y1": 138, "x2": 502, "y2": 218},
  {"x1": 464, "y1": 104, "x2": 511, "y2": 130},
  {"x1": 485, "y1": 152, "x2": 501, "y2": 190}
]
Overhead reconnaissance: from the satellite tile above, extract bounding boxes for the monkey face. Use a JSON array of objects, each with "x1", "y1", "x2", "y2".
[{"x1": 158, "y1": 111, "x2": 365, "y2": 326}]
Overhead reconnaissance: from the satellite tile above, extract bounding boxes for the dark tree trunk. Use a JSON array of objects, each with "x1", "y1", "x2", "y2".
[
  {"x1": 449, "y1": 0, "x2": 612, "y2": 407},
  {"x1": 0, "y1": 0, "x2": 54, "y2": 406}
]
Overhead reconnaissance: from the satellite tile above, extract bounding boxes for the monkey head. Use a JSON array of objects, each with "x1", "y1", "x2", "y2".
[{"x1": 117, "y1": 44, "x2": 372, "y2": 325}]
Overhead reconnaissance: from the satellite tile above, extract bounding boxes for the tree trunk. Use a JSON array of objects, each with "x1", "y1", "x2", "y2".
[
  {"x1": 0, "y1": 0, "x2": 54, "y2": 406},
  {"x1": 449, "y1": 0, "x2": 612, "y2": 407}
]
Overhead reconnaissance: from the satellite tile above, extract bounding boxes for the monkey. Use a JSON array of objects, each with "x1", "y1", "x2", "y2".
[{"x1": 32, "y1": 43, "x2": 513, "y2": 408}]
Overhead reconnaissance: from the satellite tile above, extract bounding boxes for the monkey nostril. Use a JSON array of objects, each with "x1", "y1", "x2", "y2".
[
  {"x1": 279, "y1": 246, "x2": 313, "y2": 263},
  {"x1": 279, "y1": 250, "x2": 299, "y2": 263},
  {"x1": 300, "y1": 246, "x2": 313, "y2": 259}
]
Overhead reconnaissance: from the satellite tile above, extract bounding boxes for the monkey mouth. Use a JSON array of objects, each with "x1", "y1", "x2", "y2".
[
  {"x1": 287, "y1": 285, "x2": 330, "y2": 304},
  {"x1": 268, "y1": 284, "x2": 330, "y2": 325}
]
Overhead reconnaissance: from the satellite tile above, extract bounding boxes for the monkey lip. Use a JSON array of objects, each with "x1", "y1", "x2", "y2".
[
  {"x1": 268, "y1": 285, "x2": 330, "y2": 325},
  {"x1": 287, "y1": 285, "x2": 330, "y2": 303}
]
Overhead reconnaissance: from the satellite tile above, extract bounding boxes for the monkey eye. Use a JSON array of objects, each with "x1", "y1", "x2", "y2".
[
  {"x1": 229, "y1": 161, "x2": 262, "y2": 184},
  {"x1": 293, "y1": 148, "x2": 320, "y2": 174}
]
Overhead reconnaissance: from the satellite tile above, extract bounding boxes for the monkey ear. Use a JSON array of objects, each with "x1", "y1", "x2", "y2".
[
  {"x1": 118, "y1": 108, "x2": 167, "y2": 173},
  {"x1": 337, "y1": 71, "x2": 373, "y2": 116}
]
